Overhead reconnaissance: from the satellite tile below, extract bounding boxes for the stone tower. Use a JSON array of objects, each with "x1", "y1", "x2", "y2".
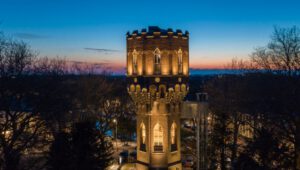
[{"x1": 126, "y1": 26, "x2": 189, "y2": 170}]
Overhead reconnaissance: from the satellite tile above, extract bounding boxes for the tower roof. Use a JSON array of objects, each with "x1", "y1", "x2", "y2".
[{"x1": 126, "y1": 26, "x2": 189, "y2": 37}]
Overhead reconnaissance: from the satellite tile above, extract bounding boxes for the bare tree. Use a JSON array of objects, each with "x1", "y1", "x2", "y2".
[
  {"x1": 0, "y1": 38, "x2": 36, "y2": 77},
  {"x1": 0, "y1": 35, "x2": 48, "y2": 170},
  {"x1": 251, "y1": 26, "x2": 300, "y2": 75}
]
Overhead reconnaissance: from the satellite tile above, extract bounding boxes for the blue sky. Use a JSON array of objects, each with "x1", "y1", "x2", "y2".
[{"x1": 1, "y1": 0, "x2": 300, "y2": 70}]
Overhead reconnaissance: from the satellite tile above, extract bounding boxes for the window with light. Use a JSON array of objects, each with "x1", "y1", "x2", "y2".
[
  {"x1": 153, "y1": 123, "x2": 163, "y2": 152},
  {"x1": 171, "y1": 122, "x2": 177, "y2": 151},
  {"x1": 132, "y1": 50, "x2": 138, "y2": 74},
  {"x1": 140, "y1": 123, "x2": 146, "y2": 151},
  {"x1": 154, "y1": 48, "x2": 161, "y2": 74},
  {"x1": 178, "y1": 49, "x2": 183, "y2": 74}
]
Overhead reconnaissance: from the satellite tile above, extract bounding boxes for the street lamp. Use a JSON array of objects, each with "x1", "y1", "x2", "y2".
[{"x1": 113, "y1": 118, "x2": 118, "y2": 152}]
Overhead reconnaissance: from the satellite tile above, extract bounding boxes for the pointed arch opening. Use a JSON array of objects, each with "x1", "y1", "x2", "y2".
[
  {"x1": 140, "y1": 122, "x2": 146, "y2": 151},
  {"x1": 178, "y1": 49, "x2": 183, "y2": 74},
  {"x1": 154, "y1": 48, "x2": 161, "y2": 74},
  {"x1": 171, "y1": 122, "x2": 178, "y2": 152},
  {"x1": 132, "y1": 49, "x2": 138, "y2": 74},
  {"x1": 153, "y1": 123, "x2": 163, "y2": 152}
]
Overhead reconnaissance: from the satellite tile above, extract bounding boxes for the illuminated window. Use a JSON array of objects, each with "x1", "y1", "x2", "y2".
[
  {"x1": 171, "y1": 122, "x2": 176, "y2": 144},
  {"x1": 154, "y1": 48, "x2": 161, "y2": 74},
  {"x1": 154, "y1": 48, "x2": 161, "y2": 64},
  {"x1": 171, "y1": 122, "x2": 177, "y2": 151},
  {"x1": 132, "y1": 50, "x2": 138, "y2": 74},
  {"x1": 178, "y1": 49, "x2": 183, "y2": 74},
  {"x1": 140, "y1": 123, "x2": 146, "y2": 151},
  {"x1": 153, "y1": 123, "x2": 163, "y2": 152},
  {"x1": 141, "y1": 123, "x2": 146, "y2": 144}
]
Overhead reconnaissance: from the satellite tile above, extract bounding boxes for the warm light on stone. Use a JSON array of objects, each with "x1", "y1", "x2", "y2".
[{"x1": 127, "y1": 26, "x2": 189, "y2": 170}]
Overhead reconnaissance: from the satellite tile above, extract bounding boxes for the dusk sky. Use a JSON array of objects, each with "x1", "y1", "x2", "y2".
[{"x1": 1, "y1": 0, "x2": 300, "y2": 72}]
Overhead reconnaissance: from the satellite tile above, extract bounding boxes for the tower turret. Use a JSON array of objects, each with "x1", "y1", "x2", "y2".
[{"x1": 127, "y1": 26, "x2": 189, "y2": 170}]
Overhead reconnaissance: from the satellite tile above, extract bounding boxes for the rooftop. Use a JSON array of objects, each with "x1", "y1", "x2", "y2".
[{"x1": 127, "y1": 26, "x2": 189, "y2": 37}]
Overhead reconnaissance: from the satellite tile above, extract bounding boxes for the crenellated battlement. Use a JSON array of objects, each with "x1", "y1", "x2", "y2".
[
  {"x1": 126, "y1": 26, "x2": 189, "y2": 77},
  {"x1": 126, "y1": 26, "x2": 189, "y2": 39}
]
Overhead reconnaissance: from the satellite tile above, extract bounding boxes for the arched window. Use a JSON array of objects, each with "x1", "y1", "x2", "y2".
[
  {"x1": 141, "y1": 123, "x2": 146, "y2": 144},
  {"x1": 171, "y1": 122, "x2": 178, "y2": 151},
  {"x1": 153, "y1": 123, "x2": 163, "y2": 152},
  {"x1": 132, "y1": 49, "x2": 138, "y2": 74},
  {"x1": 140, "y1": 123, "x2": 146, "y2": 151},
  {"x1": 154, "y1": 48, "x2": 161, "y2": 74},
  {"x1": 154, "y1": 48, "x2": 161, "y2": 64},
  {"x1": 171, "y1": 122, "x2": 176, "y2": 144},
  {"x1": 178, "y1": 49, "x2": 183, "y2": 74}
]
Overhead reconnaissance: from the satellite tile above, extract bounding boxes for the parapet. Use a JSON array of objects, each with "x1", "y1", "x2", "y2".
[{"x1": 126, "y1": 26, "x2": 189, "y2": 39}]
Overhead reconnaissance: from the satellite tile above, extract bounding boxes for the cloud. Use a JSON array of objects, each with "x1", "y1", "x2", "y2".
[
  {"x1": 84, "y1": 47, "x2": 120, "y2": 53},
  {"x1": 14, "y1": 33, "x2": 48, "y2": 39},
  {"x1": 69, "y1": 60, "x2": 111, "y2": 65}
]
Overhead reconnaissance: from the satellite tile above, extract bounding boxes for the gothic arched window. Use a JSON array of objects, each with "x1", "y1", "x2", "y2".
[
  {"x1": 141, "y1": 123, "x2": 146, "y2": 144},
  {"x1": 178, "y1": 49, "x2": 183, "y2": 74},
  {"x1": 153, "y1": 123, "x2": 163, "y2": 152},
  {"x1": 171, "y1": 122, "x2": 176, "y2": 144},
  {"x1": 154, "y1": 48, "x2": 161, "y2": 74},
  {"x1": 140, "y1": 123, "x2": 146, "y2": 151},
  {"x1": 154, "y1": 48, "x2": 161, "y2": 64},
  {"x1": 171, "y1": 122, "x2": 178, "y2": 151},
  {"x1": 132, "y1": 49, "x2": 138, "y2": 74}
]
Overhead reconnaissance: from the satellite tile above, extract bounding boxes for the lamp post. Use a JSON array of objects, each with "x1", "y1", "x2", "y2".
[{"x1": 113, "y1": 118, "x2": 118, "y2": 152}]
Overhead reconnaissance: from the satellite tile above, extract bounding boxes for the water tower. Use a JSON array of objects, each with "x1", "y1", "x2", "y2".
[{"x1": 127, "y1": 26, "x2": 189, "y2": 170}]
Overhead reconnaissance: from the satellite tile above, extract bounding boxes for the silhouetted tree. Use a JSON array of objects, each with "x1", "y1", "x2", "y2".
[
  {"x1": 47, "y1": 132, "x2": 73, "y2": 170},
  {"x1": 0, "y1": 34, "x2": 47, "y2": 170},
  {"x1": 251, "y1": 26, "x2": 300, "y2": 75},
  {"x1": 71, "y1": 121, "x2": 113, "y2": 170}
]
